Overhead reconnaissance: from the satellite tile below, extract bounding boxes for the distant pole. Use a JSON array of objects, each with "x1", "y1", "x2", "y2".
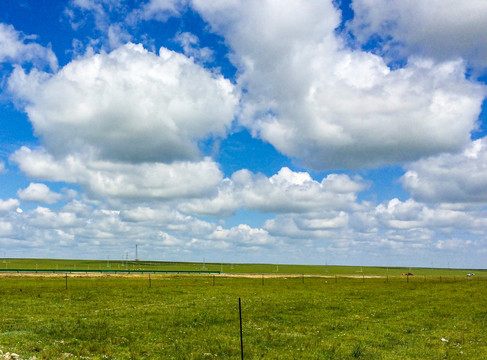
[
  {"x1": 65, "y1": 273, "x2": 68, "y2": 290},
  {"x1": 239, "y1": 298, "x2": 244, "y2": 360},
  {"x1": 136, "y1": 244, "x2": 138, "y2": 260},
  {"x1": 149, "y1": 274, "x2": 151, "y2": 288}
]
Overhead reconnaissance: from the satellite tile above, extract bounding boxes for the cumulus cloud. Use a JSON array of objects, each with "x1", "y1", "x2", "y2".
[
  {"x1": 376, "y1": 198, "x2": 487, "y2": 232},
  {"x1": 178, "y1": 167, "x2": 367, "y2": 217},
  {"x1": 402, "y1": 138, "x2": 487, "y2": 204},
  {"x1": 131, "y1": 0, "x2": 186, "y2": 22},
  {"x1": 264, "y1": 212, "x2": 350, "y2": 239},
  {"x1": 24, "y1": 206, "x2": 83, "y2": 229},
  {"x1": 192, "y1": 0, "x2": 485, "y2": 170},
  {"x1": 0, "y1": 23, "x2": 58, "y2": 70},
  {"x1": 17, "y1": 183, "x2": 63, "y2": 204},
  {"x1": 349, "y1": 0, "x2": 487, "y2": 70},
  {"x1": 209, "y1": 224, "x2": 273, "y2": 248},
  {"x1": 0, "y1": 198, "x2": 20, "y2": 213},
  {"x1": 8, "y1": 43, "x2": 238, "y2": 163},
  {"x1": 10, "y1": 146, "x2": 223, "y2": 200},
  {"x1": 175, "y1": 32, "x2": 214, "y2": 63}
]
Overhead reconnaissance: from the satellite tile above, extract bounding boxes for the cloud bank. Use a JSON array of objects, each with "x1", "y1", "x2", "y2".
[{"x1": 193, "y1": 0, "x2": 485, "y2": 170}]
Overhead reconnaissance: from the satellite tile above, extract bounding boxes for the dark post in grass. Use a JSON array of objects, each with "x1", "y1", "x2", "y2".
[
  {"x1": 149, "y1": 274, "x2": 151, "y2": 288},
  {"x1": 239, "y1": 298, "x2": 244, "y2": 360},
  {"x1": 65, "y1": 273, "x2": 68, "y2": 290},
  {"x1": 262, "y1": 274, "x2": 264, "y2": 286},
  {"x1": 213, "y1": 275, "x2": 215, "y2": 287},
  {"x1": 302, "y1": 274, "x2": 304, "y2": 284}
]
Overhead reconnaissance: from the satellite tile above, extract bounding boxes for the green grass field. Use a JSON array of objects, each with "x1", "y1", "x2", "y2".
[
  {"x1": 1, "y1": 260, "x2": 486, "y2": 359},
  {"x1": 2, "y1": 258, "x2": 486, "y2": 276}
]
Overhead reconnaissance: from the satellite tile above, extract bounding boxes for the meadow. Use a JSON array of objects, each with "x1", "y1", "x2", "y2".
[
  {"x1": 0, "y1": 260, "x2": 486, "y2": 359},
  {"x1": 2, "y1": 258, "x2": 486, "y2": 277}
]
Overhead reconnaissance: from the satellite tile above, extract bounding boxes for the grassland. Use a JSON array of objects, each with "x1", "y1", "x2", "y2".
[
  {"x1": 0, "y1": 259, "x2": 487, "y2": 359},
  {"x1": 1, "y1": 264, "x2": 486, "y2": 359},
  {"x1": 2, "y1": 258, "x2": 486, "y2": 276}
]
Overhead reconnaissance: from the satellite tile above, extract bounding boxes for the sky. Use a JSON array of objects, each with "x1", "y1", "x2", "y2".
[{"x1": 1, "y1": 0, "x2": 487, "y2": 268}]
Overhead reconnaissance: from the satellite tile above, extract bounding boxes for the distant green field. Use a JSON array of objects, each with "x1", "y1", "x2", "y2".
[
  {"x1": 0, "y1": 273, "x2": 486, "y2": 359},
  {"x1": 1, "y1": 258, "x2": 485, "y2": 276}
]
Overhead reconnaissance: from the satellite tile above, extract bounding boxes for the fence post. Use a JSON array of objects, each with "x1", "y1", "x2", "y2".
[
  {"x1": 65, "y1": 273, "x2": 68, "y2": 290},
  {"x1": 213, "y1": 275, "x2": 215, "y2": 287},
  {"x1": 239, "y1": 298, "x2": 244, "y2": 360},
  {"x1": 149, "y1": 274, "x2": 151, "y2": 288},
  {"x1": 262, "y1": 274, "x2": 264, "y2": 286}
]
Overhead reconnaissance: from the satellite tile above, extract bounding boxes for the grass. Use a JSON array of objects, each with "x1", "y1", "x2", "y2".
[
  {"x1": 2, "y1": 258, "x2": 486, "y2": 276},
  {"x1": 0, "y1": 272, "x2": 486, "y2": 359}
]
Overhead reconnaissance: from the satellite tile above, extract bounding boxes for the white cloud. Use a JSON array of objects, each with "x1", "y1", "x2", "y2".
[
  {"x1": 349, "y1": 0, "x2": 487, "y2": 70},
  {"x1": 17, "y1": 183, "x2": 63, "y2": 204},
  {"x1": 0, "y1": 198, "x2": 20, "y2": 213},
  {"x1": 10, "y1": 147, "x2": 223, "y2": 201},
  {"x1": 158, "y1": 231, "x2": 185, "y2": 247},
  {"x1": 134, "y1": 0, "x2": 186, "y2": 22},
  {"x1": 24, "y1": 206, "x2": 83, "y2": 228},
  {"x1": 263, "y1": 212, "x2": 351, "y2": 240},
  {"x1": 192, "y1": 0, "x2": 485, "y2": 170},
  {"x1": 8, "y1": 43, "x2": 238, "y2": 163},
  {"x1": 66, "y1": 0, "x2": 123, "y2": 31},
  {"x1": 0, "y1": 23, "x2": 58, "y2": 70},
  {"x1": 178, "y1": 167, "x2": 367, "y2": 217},
  {"x1": 375, "y1": 198, "x2": 487, "y2": 231},
  {"x1": 209, "y1": 224, "x2": 273, "y2": 248},
  {"x1": 402, "y1": 138, "x2": 487, "y2": 204},
  {"x1": 175, "y1": 32, "x2": 214, "y2": 63},
  {"x1": 0, "y1": 162, "x2": 5, "y2": 173}
]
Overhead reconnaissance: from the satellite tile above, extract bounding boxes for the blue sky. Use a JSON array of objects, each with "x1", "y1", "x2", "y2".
[{"x1": 1, "y1": 0, "x2": 487, "y2": 268}]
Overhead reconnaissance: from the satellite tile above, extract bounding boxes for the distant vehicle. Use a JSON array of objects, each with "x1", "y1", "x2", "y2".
[
  {"x1": 402, "y1": 272, "x2": 414, "y2": 276},
  {"x1": 467, "y1": 273, "x2": 474, "y2": 277}
]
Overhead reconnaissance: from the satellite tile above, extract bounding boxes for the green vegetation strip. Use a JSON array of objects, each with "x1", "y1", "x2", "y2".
[
  {"x1": 0, "y1": 269, "x2": 220, "y2": 274},
  {"x1": 0, "y1": 274, "x2": 486, "y2": 359},
  {"x1": 2, "y1": 258, "x2": 486, "y2": 276}
]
